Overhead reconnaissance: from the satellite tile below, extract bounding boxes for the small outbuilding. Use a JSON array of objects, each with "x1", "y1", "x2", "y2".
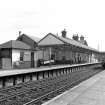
[{"x1": 0, "y1": 40, "x2": 32, "y2": 69}]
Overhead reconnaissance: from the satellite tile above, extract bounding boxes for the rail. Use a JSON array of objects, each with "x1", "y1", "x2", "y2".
[
  {"x1": 23, "y1": 62, "x2": 102, "y2": 105},
  {"x1": 0, "y1": 62, "x2": 102, "y2": 105}
]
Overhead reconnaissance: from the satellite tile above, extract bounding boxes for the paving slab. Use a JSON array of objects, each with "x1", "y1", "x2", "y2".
[{"x1": 42, "y1": 70, "x2": 105, "y2": 105}]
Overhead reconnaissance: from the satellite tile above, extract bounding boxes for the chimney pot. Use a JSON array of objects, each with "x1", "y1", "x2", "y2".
[
  {"x1": 72, "y1": 34, "x2": 79, "y2": 41},
  {"x1": 19, "y1": 31, "x2": 21, "y2": 36},
  {"x1": 61, "y1": 29, "x2": 67, "y2": 38},
  {"x1": 80, "y1": 35, "x2": 84, "y2": 41}
]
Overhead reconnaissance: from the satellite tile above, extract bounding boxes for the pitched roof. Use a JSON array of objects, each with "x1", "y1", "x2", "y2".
[
  {"x1": 17, "y1": 34, "x2": 40, "y2": 43},
  {"x1": 26, "y1": 34, "x2": 40, "y2": 42},
  {"x1": 59, "y1": 36, "x2": 98, "y2": 51},
  {"x1": 0, "y1": 40, "x2": 31, "y2": 50},
  {"x1": 38, "y1": 33, "x2": 65, "y2": 46},
  {"x1": 38, "y1": 33, "x2": 98, "y2": 52},
  {"x1": 19, "y1": 34, "x2": 40, "y2": 42}
]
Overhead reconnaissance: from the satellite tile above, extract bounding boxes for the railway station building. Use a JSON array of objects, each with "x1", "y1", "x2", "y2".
[
  {"x1": 38, "y1": 29, "x2": 99, "y2": 65},
  {"x1": 0, "y1": 30, "x2": 101, "y2": 69},
  {"x1": 17, "y1": 33, "x2": 56, "y2": 67},
  {"x1": 0, "y1": 30, "x2": 103, "y2": 89}
]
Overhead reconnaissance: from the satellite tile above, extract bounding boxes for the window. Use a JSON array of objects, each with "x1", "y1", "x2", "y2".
[{"x1": 20, "y1": 51, "x2": 24, "y2": 61}]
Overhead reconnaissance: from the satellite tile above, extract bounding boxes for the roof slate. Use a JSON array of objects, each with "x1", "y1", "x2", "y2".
[
  {"x1": 0, "y1": 40, "x2": 31, "y2": 50},
  {"x1": 38, "y1": 33, "x2": 98, "y2": 52},
  {"x1": 26, "y1": 35, "x2": 40, "y2": 42}
]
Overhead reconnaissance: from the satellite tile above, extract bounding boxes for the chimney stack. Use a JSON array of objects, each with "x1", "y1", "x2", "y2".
[
  {"x1": 80, "y1": 35, "x2": 84, "y2": 41},
  {"x1": 61, "y1": 29, "x2": 67, "y2": 38},
  {"x1": 72, "y1": 34, "x2": 79, "y2": 41},
  {"x1": 19, "y1": 31, "x2": 21, "y2": 37}
]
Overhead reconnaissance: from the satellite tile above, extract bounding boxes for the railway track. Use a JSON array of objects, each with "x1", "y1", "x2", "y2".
[
  {"x1": 24, "y1": 68, "x2": 102, "y2": 105},
  {"x1": 0, "y1": 66, "x2": 103, "y2": 105}
]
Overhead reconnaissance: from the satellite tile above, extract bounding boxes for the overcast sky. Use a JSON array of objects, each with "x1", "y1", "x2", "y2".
[{"x1": 0, "y1": 0, "x2": 105, "y2": 51}]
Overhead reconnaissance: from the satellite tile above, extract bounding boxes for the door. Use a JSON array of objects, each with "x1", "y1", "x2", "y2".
[{"x1": 31, "y1": 52, "x2": 34, "y2": 68}]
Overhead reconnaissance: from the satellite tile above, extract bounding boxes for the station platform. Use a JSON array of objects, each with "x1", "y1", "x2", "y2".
[
  {"x1": 0, "y1": 63, "x2": 94, "y2": 77},
  {"x1": 43, "y1": 70, "x2": 105, "y2": 105}
]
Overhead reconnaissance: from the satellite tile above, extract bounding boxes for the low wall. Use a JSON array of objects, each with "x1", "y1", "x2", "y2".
[{"x1": 13, "y1": 61, "x2": 31, "y2": 69}]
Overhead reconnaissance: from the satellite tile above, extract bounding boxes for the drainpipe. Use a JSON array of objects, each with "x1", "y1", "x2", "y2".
[{"x1": 49, "y1": 47, "x2": 52, "y2": 66}]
